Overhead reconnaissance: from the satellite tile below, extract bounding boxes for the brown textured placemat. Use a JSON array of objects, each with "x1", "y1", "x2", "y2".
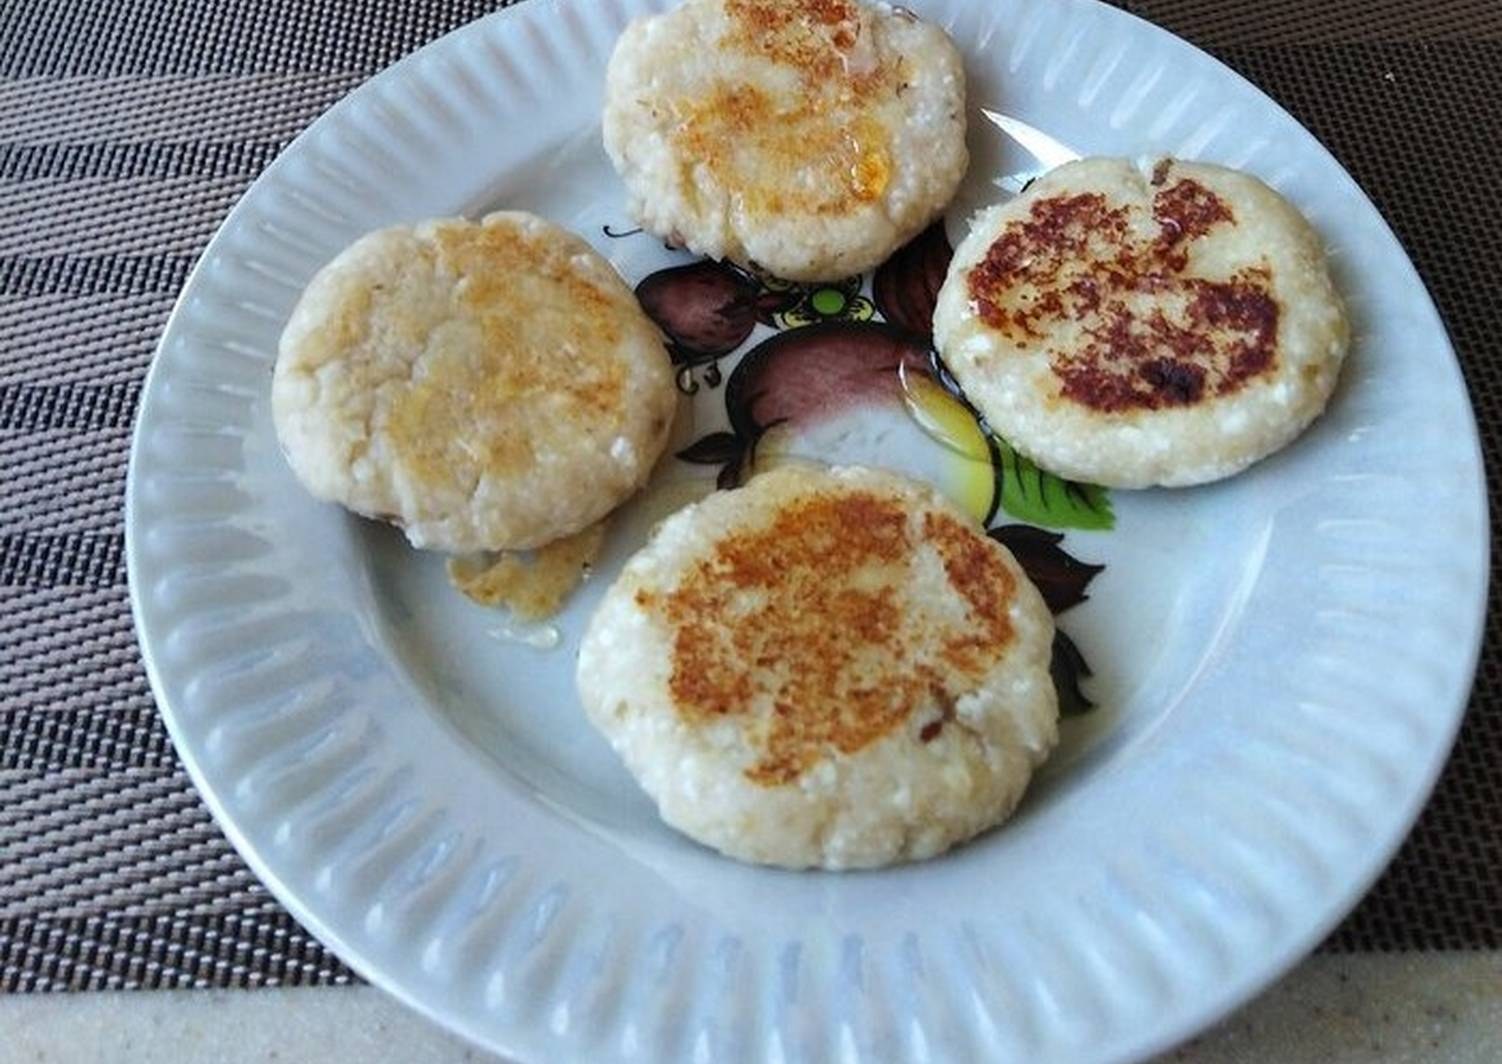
[{"x1": 0, "y1": 0, "x2": 1497, "y2": 992}]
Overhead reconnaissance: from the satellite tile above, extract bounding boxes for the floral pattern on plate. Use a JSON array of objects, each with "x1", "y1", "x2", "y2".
[{"x1": 633, "y1": 221, "x2": 1112, "y2": 714}]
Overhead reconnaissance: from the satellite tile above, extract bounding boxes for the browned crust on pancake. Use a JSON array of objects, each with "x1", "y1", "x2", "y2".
[
  {"x1": 431, "y1": 221, "x2": 628, "y2": 414},
  {"x1": 639, "y1": 488, "x2": 1018, "y2": 787},
  {"x1": 384, "y1": 220, "x2": 633, "y2": 483},
  {"x1": 923, "y1": 510, "x2": 1016, "y2": 673},
  {"x1": 724, "y1": 0, "x2": 864, "y2": 81},
  {"x1": 664, "y1": 0, "x2": 901, "y2": 220},
  {"x1": 670, "y1": 87, "x2": 893, "y2": 219},
  {"x1": 965, "y1": 178, "x2": 1281, "y2": 414}
]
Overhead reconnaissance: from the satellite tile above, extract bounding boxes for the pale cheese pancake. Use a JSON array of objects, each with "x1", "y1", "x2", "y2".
[
  {"x1": 272, "y1": 212, "x2": 676, "y2": 552},
  {"x1": 603, "y1": 0, "x2": 968, "y2": 282}
]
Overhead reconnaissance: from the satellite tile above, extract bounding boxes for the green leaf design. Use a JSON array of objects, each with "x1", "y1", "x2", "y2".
[{"x1": 993, "y1": 437, "x2": 1114, "y2": 531}]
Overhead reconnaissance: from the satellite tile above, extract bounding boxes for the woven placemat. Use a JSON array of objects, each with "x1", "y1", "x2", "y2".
[{"x1": 1, "y1": 0, "x2": 1497, "y2": 991}]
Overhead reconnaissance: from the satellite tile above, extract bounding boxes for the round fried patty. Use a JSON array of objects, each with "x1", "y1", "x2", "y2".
[
  {"x1": 603, "y1": 0, "x2": 968, "y2": 282},
  {"x1": 273, "y1": 212, "x2": 676, "y2": 551},
  {"x1": 577, "y1": 464, "x2": 1058, "y2": 870},
  {"x1": 933, "y1": 157, "x2": 1349, "y2": 488}
]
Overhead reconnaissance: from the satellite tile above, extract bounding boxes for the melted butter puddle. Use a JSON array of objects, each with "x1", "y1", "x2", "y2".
[{"x1": 446, "y1": 522, "x2": 607, "y2": 647}]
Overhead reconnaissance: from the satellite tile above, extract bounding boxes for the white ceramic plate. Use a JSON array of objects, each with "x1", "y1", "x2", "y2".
[{"x1": 126, "y1": 1, "x2": 1488, "y2": 1060}]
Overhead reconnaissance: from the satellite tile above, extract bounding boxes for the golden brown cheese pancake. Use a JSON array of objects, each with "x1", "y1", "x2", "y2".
[
  {"x1": 933, "y1": 157, "x2": 1349, "y2": 488},
  {"x1": 577, "y1": 464, "x2": 1058, "y2": 870}
]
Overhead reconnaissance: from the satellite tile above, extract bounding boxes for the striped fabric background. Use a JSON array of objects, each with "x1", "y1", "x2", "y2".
[{"x1": 1, "y1": 0, "x2": 1497, "y2": 991}]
